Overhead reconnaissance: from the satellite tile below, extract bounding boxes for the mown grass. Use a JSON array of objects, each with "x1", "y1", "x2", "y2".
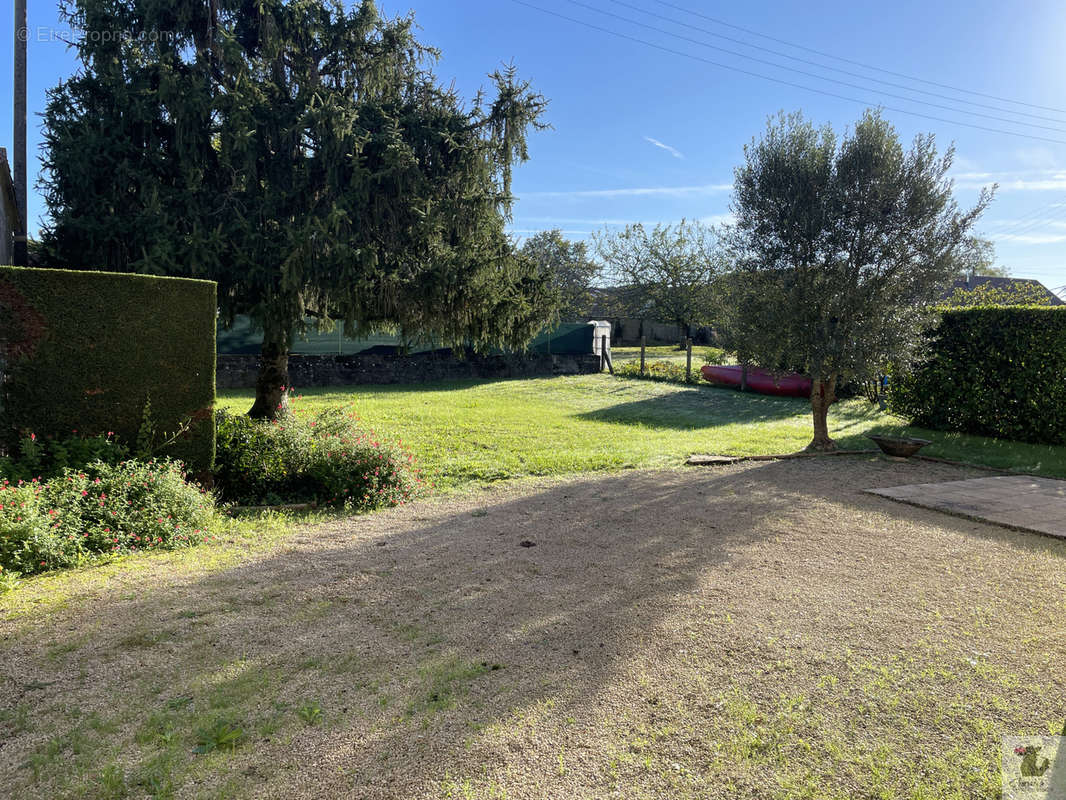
[
  {"x1": 0, "y1": 510, "x2": 321, "y2": 621},
  {"x1": 220, "y1": 374, "x2": 1066, "y2": 488}
]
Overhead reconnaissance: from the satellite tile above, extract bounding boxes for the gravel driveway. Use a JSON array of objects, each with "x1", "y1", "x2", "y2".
[{"x1": 3, "y1": 456, "x2": 1065, "y2": 798}]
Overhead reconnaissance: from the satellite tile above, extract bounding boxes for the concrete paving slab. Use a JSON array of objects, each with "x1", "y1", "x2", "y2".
[{"x1": 866, "y1": 475, "x2": 1066, "y2": 539}]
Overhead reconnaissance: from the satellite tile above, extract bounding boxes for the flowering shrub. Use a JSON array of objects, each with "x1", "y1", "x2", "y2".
[
  {"x1": 0, "y1": 460, "x2": 217, "y2": 576},
  {"x1": 0, "y1": 431, "x2": 129, "y2": 482},
  {"x1": 214, "y1": 406, "x2": 422, "y2": 509}
]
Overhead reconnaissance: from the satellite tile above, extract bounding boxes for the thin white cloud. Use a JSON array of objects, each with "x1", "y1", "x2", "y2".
[
  {"x1": 700, "y1": 213, "x2": 735, "y2": 227},
  {"x1": 515, "y1": 216, "x2": 644, "y2": 226},
  {"x1": 521, "y1": 183, "x2": 732, "y2": 199},
  {"x1": 509, "y1": 229, "x2": 593, "y2": 238},
  {"x1": 986, "y1": 215, "x2": 1066, "y2": 231},
  {"x1": 992, "y1": 232, "x2": 1066, "y2": 245},
  {"x1": 952, "y1": 169, "x2": 1066, "y2": 191},
  {"x1": 1013, "y1": 147, "x2": 1061, "y2": 170},
  {"x1": 951, "y1": 154, "x2": 982, "y2": 173},
  {"x1": 644, "y1": 136, "x2": 684, "y2": 160}
]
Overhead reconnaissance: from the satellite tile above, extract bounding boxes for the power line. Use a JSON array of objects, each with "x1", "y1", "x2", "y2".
[
  {"x1": 509, "y1": 0, "x2": 1066, "y2": 145},
  {"x1": 984, "y1": 200, "x2": 1066, "y2": 233},
  {"x1": 995, "y1": 207, "x2": 1066, "y2": 238},
  {"x1": 652, "y1": 0, "x2": 1066, "y2": 116},
  {"x1": 562, "y1": 0, "x2": 1066, "y2": 135},
  {"x1": 985, "y1": 198, "x2": 1066, "y2": 235},
  {"x1": 607, "y1": 0, "x2": 1066, "y2": 126}
]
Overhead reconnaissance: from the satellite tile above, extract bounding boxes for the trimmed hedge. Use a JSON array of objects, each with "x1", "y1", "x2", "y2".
[
  {"x1": 890, "y1": 306, "x2": 1066, "y2": 445},
  {"x1": 0, "y1": 267, "x2": 216, "y2": 472}
]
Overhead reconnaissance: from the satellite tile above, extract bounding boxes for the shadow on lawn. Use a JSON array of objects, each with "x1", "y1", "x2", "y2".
[
  {"x1": 4, "y1": 459, "x2": 1066, "y2": 798},
  {"x1": 221, "y1": 375, "x2": 579, "y2": 403},
  {"x1": 576, "y1": 384, "x2": 806, "y2": 430}
]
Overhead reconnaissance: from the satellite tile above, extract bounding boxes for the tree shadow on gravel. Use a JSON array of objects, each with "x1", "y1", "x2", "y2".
[{"x1": 3, "y1": 458, "x2": 1065, "y2": 799}]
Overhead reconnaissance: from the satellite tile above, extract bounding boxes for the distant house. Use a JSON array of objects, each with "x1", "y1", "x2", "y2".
[{"x1": 944, "y1": 275, "x2": 1064, "y2": 306}]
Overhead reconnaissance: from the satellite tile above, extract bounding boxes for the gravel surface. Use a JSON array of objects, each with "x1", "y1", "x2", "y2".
[{"x1": 3, "y1": 456, "x2": 1065, "y2": 798}]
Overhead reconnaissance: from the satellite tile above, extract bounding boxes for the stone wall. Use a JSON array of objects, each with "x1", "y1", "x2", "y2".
[{"x1": 217, "y1": 351, "x2": 603, "y2": 389}]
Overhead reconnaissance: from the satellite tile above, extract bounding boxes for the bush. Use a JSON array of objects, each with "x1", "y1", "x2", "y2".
[
  {"x1": 0, "y1": 431, "x2": 129, "y2": 482},
  {"x1": 0, "y1": 266, "x2": 216, "y2": 472},
  {"x1": 890, "y1": 306, "x2": 1066, "y2": 444},
  {"x1": 0, "y1": 460, "x2": 218, "y2": 576},
  {"x1": 615, "y1": 360, "x2": 701, "y2": 384},
  {"x1": 214, "y1": 406, "x2": 421, "y2": 508},
  {"x1": 703, "y1": 347, "x2": 728, "y2": 365}
]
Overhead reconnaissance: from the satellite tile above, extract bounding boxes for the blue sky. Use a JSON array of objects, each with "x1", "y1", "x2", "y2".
[{"x1": 4, "y1": 0, "x2": 1066, "y2": 290}]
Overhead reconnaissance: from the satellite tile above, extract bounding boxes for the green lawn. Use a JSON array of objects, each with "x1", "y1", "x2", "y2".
[{"x1": 220, "y1": 374, "x2": 1066, "y2": 489}]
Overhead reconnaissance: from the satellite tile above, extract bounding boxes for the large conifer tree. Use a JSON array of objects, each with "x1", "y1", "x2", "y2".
[{"x1": 41, "y1": 0, "x2": 555, "y2": 417}]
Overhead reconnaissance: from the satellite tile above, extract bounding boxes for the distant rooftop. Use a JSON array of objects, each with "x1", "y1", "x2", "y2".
[{"x1": 944, "y1": 275, "x2": 1064, "y2": 306}]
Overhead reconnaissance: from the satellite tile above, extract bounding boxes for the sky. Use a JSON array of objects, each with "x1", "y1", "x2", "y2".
[{"x1": 3, "y1": 0, "x2": 1066, "y2": 291}]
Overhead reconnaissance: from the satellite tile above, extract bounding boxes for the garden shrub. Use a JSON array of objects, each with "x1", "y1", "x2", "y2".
[
  {"x1": 214, "y1": 406, "x2": 421, "y2": 508},
  {"x1": 703, "y1": 347, "x2": 728, "y2": 365},
  {"x1": 615, "y1": 360, "x2": 699, "y2": 384},
  {"x1": 0, "y1": 460, "x2": 217, "y2": 576},
  {"x1": 0, "y1": 431, "x2": 129, "y2": 482},
  {"x1": 890, "y1": 306, "x2": 1066, "y2": 444},
  {"x1": 0, "y1": 266, "x2": 216, "y2": 472}
]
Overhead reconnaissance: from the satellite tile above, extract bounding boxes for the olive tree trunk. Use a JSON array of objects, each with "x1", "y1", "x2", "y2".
[{"x1": 807, "y1": 374, "x2": 838, "y2": 452}]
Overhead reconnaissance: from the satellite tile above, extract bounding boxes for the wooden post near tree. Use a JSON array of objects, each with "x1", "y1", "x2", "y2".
[
  {"x1": 639, "y1": 336, "x2": 646, "y2": 375},
  {"x1": 601, "y1": 333, "x2": 613, "y2": 375},
  {"x1": 685, "y1": 337, "x2": 693, "y2": 383}
]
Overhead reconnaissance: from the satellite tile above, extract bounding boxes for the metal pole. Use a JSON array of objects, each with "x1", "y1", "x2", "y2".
[{"x1": 13, "y1": 0, "x2": 28, "y2": 266}]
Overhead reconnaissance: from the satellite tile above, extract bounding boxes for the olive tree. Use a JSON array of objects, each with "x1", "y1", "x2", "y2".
[{"x1": 725, "y1": 110, "x2": 992, "y2": 450}]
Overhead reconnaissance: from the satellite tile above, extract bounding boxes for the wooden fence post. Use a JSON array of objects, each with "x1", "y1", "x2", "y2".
[
  {"x1": 640, "y1": 336, "x2": 646, "y2": 375},
  {"x1": 686, "y1": 338, "x2": 693, "y2": 383}
]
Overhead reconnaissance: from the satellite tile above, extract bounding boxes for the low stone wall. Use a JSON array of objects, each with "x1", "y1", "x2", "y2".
[{"x1": 217, "y1": 351, "x2": 603, "y2": 389}]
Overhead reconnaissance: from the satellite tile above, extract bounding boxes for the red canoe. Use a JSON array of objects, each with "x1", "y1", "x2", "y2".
[{"x1": 701, "y1": 365, "x2": 812, "y2": 398}]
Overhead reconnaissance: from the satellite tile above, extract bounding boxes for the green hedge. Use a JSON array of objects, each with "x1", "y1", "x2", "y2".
[
  {"x1": 890, "y1": 306, "x2": 1066, "y2": 444},
  {"x1": 0, "y1": 266, "x2": 216, "y2": 472}
]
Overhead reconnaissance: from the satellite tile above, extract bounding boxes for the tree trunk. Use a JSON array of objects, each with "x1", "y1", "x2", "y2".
[
  {"x1": 807, "y1": 375, "x2": 838, "y2": 452},
  {"x1": 248, "y1": 323, "x2": 291, "y2": 420}
]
